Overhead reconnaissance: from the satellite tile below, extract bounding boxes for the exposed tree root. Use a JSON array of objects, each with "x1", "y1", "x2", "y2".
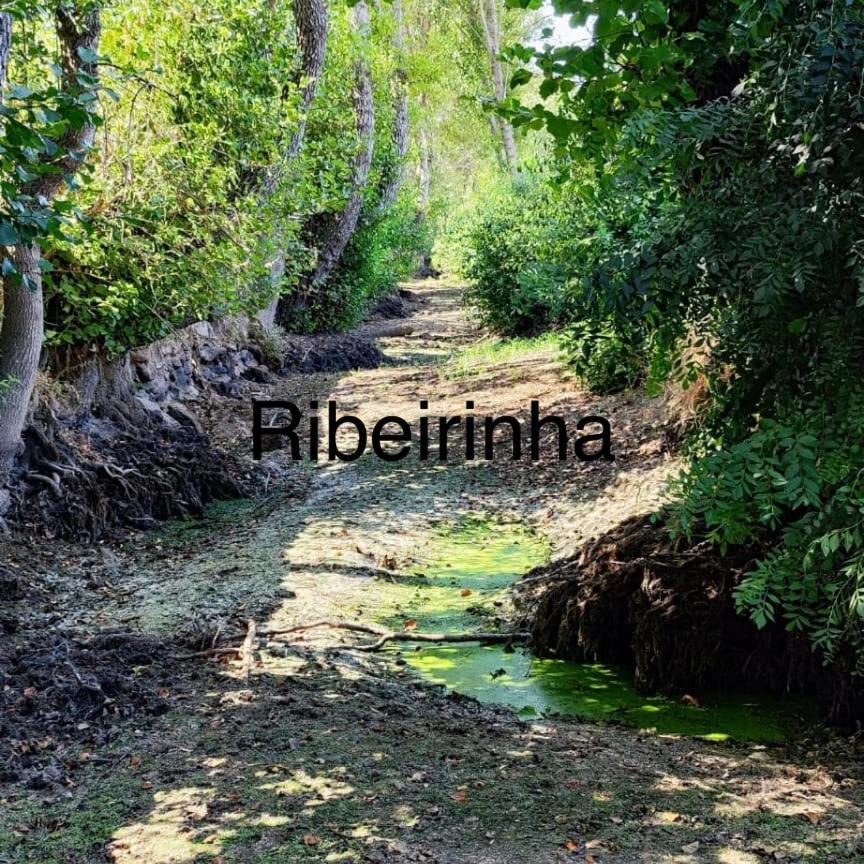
[
  {"x1": 516, "y1": 514, "x2": 864, "y2": 724},
  {"x1": 9, "y1": 412, "x2": 245, "y2": 542}
]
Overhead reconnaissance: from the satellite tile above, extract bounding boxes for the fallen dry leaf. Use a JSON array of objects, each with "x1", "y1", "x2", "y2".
[
  {"x1": 564, "y1": 838, "x2": 579, "y2": 852},
  {"x1": 303, "y1": 834, "x2": 321, "y2": 846}
]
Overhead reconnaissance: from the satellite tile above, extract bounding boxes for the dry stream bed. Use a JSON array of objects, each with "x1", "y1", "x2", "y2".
[{"x1": 1, "y1": 281, "x2": 862, "y2": 863}]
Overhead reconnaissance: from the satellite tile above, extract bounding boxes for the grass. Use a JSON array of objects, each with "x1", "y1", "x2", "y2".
[{"x1": 443, "y1": 333, "x2": 561, "y2": 380}]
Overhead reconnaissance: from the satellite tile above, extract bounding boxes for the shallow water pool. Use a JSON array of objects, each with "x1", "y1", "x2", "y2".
[{"x1": 388, "y1": 518, "x2": 809, "y2": 743}]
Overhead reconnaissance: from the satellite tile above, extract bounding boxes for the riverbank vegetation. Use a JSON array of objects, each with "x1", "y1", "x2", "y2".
[
  {"x1": 0, "y1": 0, "x2": 862, "y2": 832},
  {"x1": 455, "y1": 0, "x2": 864, "y2": 709}
]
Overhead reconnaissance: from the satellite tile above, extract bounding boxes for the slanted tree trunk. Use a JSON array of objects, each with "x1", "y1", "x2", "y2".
[
  {"x1": 376, "y1": 0, "x2": 409, "y2": 212},
  {"x1": 263, "y1": 0, "x2": 329, "y2": 198},
  {"x1": 310, "y1": 0, "x2": 374, "y2": 286},
  {"x1": 281, "y1": 0, "x2": 374, "y2": 321},
  {"x1": 287, "y1": 0, "x2": 329, "y2": 163},
  {"x1": 0, "y1": 7, "x2": 101, "y2": 490},
  {"x1": 477, "y1": 0, "x2": 518, "y2": 175},
  {"x1": 258, "y1": 0, "x2": 329, "y2": 327}
]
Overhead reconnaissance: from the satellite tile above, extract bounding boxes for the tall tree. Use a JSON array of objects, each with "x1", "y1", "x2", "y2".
[
  {"x1": 259, "y1": 0, "x2": 329, "y2": 326},
  {"x1": 282, "y1": 0, "x2": 375, "y2": 318},
  {"x1": 477, "y1": 0, "x2": 517, "y2": 173},
  {"x1": 0, "y1": 4, "x2": 102, "y2": 491},
  {"x1": 377, "y1": 0, "x2": 409, "y2": 211},
  {"x1": 264, "y1": 0, "x2": 329, "y2": 195}
]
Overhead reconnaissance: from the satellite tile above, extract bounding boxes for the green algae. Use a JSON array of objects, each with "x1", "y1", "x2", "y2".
[{"x1": 388, "y1": 518, "x2": 811, "y2": 743}]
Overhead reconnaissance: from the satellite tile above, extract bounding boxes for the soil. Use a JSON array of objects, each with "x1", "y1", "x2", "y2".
[{"x1": 1, "y1": 280, "x2": 862, "y2": 864}]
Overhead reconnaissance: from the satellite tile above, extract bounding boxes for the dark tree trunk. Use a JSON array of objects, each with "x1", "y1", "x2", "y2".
[
  {"x1": 0, "y1": 6, "x2": 101, "y2": 491},
  {"x1": 279, "y1": 0, "x2": 375, "y2": 324}
]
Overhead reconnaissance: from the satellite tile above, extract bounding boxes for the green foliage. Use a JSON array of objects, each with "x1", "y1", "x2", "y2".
[
  {"x1": 490, "y1": 0, "x2": 864, "y2": 670},
  {"x1": 669, "y1": 394, "x2": 864, "y2": 673},
  {"x1": 25, "y1": 0, "x2": 426, "y2": 349},
  {"x1": 562, "y1": 318, "x2": 643, "y2": 395},
  {"x1": 37, "y1": 0, "x2": 312, "y2": 351},
  {"x1": 0, "y1": 2, "x2": 105, "y2": 284},
  {"x1": 458, "y1": 174, "x2": 575, "y2": 335}
]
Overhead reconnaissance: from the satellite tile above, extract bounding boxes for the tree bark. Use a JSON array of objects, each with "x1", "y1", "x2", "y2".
[
  {"x1": 376, "y1": 0, "x2": 409, "y2": 213},
  {"x1": 290, "y1": 0, "x2": 375, "y2": 304},
  {"x1": 287, "y1": 0, "x2": 329, "y2": 163},
  {"x1": 263, "y1": 0, "x2": 329, "y2": 199},
  {"x1": 0, "y1": 6, "x2": 101, "y2": 488},
  {"x1": 258, "y1": 0, "x2": 330, "y2": 327},
  {"x1": 0, "y1": 12, "x2": 11, "y2": 96},
  {"x1": 477, "y1": 0, "x2": 518, "y2": 175}
]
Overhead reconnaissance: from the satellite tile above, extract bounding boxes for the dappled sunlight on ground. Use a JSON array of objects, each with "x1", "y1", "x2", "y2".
[{"x1": 4, "y1": 282, "x2": 862, "y2": 864}]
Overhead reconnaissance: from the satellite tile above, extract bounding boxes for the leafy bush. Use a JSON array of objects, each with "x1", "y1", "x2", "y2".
[
  {"x1": 459, "y1": 176, "x2": 574, "y2": 335},
  {"x1": 562, "y1": 318, "x2": 643, "y2": 395},
  {"x1": 669, "y1": 392, "x2": 864, "y2": 672},
  {"x1": 496, "y1": 0, "x2": 864, "y2": 672}
]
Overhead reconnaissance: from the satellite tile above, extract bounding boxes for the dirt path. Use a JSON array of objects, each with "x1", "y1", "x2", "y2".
[{"x1": 2, "y1": 282, "x2": 862, "y2": 864}]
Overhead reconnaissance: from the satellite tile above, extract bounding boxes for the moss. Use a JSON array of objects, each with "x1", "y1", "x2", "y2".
[{"x1": 386, "y1": 517, "x2": 811, "y2": 742}]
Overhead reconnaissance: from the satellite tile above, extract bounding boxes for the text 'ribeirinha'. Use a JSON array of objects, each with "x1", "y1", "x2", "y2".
[{"x1": 252, "y1": 400, "x2": 613, "y2": 463}]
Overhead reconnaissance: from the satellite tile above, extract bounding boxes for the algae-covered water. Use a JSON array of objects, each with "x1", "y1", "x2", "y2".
[{"x1": 385, "y1": 518, "x2": 809, "y2": 743}]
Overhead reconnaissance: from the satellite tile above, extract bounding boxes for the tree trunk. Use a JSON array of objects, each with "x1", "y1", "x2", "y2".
[
  {"x1": 293, "y1": 0, "x2": 375, "y2": 300},
  {"x1": 0, "y1": 7, "x2": 101, "y2": 489},
  {"x1": 0, "y1": 12, "x2": 11, "y2": 96},
  {"x1": 477, "y1": 0, "x2": 518, "y2": 175},
  {"x1": 259, "y1": 0, "x2": 330, "y2": 327},
  {"x1": 263, "y1": 0, "x2": 329, "y2": 198},
  {"x1": 287, "y1": 0, "x2": 329, "y2": 162},
  {"x1": 0, "y1": 246, "x2": 43, "y2": 477},
  {"x1": 376, "y1": 0, "x2": 409, "y2": 212}
]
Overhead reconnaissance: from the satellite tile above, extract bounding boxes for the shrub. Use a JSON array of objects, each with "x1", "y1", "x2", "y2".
[{"x1": 562, "y1": 318, "x2": 644, "y2": 395}]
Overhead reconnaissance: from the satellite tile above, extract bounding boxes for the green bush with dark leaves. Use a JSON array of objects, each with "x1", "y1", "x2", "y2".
[{"x1": 489, "y1": 0, "x2": 864, "y2": 673}]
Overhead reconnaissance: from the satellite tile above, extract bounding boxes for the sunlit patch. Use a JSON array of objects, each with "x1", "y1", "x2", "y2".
[
  {"x1": 258, "y1": 768, "x2": 355, "y2": 807},
  {"x1": 256, "y1": 813, "x2": 291, "y2": 827},
  {"x1": 392, "y1": 804, "x2": 417, "y2": 826},
  {"x1": 717, "y1": 850, "x2": 762, "y2": 864},
  {"x1": 108, "y1": 786, "x2": 229, "y2": 864}
]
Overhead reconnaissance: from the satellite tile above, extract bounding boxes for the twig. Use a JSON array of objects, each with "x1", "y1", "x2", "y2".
[{"x1": 259, "y1": 619, "x2": 529, "y2": 652}]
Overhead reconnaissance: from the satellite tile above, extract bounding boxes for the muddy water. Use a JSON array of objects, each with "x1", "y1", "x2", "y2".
[{"x1": 386, "y1": 518, "x2": 808, "y2": 743}]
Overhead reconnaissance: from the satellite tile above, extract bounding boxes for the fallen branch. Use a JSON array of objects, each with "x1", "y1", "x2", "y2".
[{"x1": 259, "y1": 619, "x2": 529, "y2": 652}]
